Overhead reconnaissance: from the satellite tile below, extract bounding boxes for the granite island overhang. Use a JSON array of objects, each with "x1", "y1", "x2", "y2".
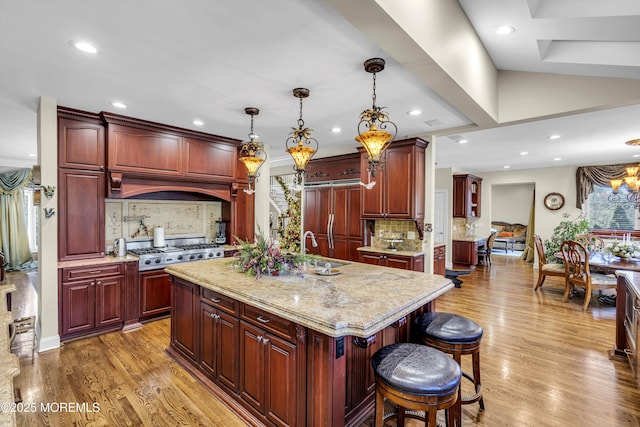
[{"x1": 164, "y1": 257, "x2": 454, "y2": 426}]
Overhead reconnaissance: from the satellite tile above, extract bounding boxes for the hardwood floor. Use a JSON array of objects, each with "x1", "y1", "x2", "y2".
[{"x1": 9, "y1": 255, "x2": 640, "y2": 426}]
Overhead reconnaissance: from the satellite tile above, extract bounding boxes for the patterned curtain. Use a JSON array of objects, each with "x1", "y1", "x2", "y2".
[
  {"x1": 575, "y1": 163, "x2": 634, "y2": 208},
  {"x1": 0, "y1": 168, "x2": 34, "y2": 270}
]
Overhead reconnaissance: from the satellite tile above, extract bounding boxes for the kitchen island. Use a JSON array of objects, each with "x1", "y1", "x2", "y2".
[{"x1": 165, "y1": 258, "x2": 453, "y2": 427}]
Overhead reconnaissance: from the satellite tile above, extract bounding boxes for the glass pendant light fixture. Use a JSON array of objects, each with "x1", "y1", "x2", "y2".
[
  {"x1": 285, "y1": 88, "x2": 318, "y2": 186},
  {"x1": 239, "y1": 107, "x2": 267, "y2": 195},
  {"x1": 356, "y1": 57, "x2": 397, "y2": 177}
]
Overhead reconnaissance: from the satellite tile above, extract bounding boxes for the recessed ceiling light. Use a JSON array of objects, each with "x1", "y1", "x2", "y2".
[
  {"x1": 457, "y1": 139, "x2": 468, "y2": 144},
  {"x1": 547, "y1": 134, "x2": 561, "y2": 140},
  {"x1": 192, "y1": 119, "x2": 204, "y2": 126},
  {"x1": 495, "y1": 25, "x2": 515, "y2": 35},
  {"x1": 331, "y1": 127, "x2": 341, "y2": 133},
  {"x1": 553, "y1": 157, "x2": 562, "y2": 161},
  {"x1": 28, "y1": 153, "x2": 37, "y2": 157},
  {"x1": 407, "y1": 109, "x2": 422, "y2": 116},
  {"x1": 520, "y1": 151, "x2": 528, "y2": 155},
  {"x1": 71, "y1": 41, "x2": 98, "y2": 54},
  {"x1": 111, "y1": 101, "x2": 127, "y2": 109},
  {"x1": 633, "y1": 154, "x2": 640, "y2": 158},
  {"x1": 503, "y1": 165, "x2": 511, "y2": 169}
]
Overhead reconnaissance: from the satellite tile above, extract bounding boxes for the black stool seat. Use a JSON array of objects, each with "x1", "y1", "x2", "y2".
[
  {"x1": 416, "y1": 312, "x2": 483, "y2": 344},
  {"x1": 371, "y1": 343, "x2": 461, "y2": 397}
]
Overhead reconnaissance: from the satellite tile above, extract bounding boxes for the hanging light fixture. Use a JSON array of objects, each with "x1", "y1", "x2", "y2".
[
  {"x1": 238, "y1": 107, "x2": 267, "y2": 195},
  {"x1": 285, "y1": 88, "x2": 318, "y2": 185},
  {"x1": 356, "y1": 57, "x2": 397, "y2": 177}
]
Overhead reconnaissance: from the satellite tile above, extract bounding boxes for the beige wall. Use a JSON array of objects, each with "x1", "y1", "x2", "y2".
[{"x1": 491, "y1": 183, "x2": 535, "y2": 225}]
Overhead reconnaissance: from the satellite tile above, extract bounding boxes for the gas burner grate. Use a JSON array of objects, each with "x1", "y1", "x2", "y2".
[{"x1": 128, "y1": 248, "x2": 163, "y2": 255}]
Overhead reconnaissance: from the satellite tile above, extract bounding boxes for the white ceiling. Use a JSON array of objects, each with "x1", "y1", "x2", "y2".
[{"x1": 0, "y1": 0, "x2": 638, "y2": 174}]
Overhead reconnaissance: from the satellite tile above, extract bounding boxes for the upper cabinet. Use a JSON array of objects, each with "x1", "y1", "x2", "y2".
[
  {"x1": 453, "y1": 174, "x2": 482, "y2": 218},
  {"x1": 359, "y1": 137, "x2": 427, "y2": 220},
  {"x1": 304, "y1": 153, "x2": 360, "y2": 183},
  {"x1": 58, "y1": 114, "x2": 105, "y2": 172}
]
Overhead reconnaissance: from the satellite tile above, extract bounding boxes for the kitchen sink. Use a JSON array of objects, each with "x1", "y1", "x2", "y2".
[{"x1": 302, "y1": 257, "x2": 348, "y2": 269}]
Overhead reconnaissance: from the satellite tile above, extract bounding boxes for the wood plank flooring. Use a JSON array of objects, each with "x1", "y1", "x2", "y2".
[{"x1": 9, "y1": 254, "x2": 640, "y2": 426}]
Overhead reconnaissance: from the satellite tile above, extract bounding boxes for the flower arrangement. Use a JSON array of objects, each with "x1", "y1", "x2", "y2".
[
  {"x1": 231, "y1": 229, "x2": 302, "y2": 279},
  {"x1": 605, "y1": 241, "x2": 640, "y2": 259}
]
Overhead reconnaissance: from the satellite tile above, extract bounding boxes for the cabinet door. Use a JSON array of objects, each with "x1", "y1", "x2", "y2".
[
  {"x1": 61, "y1": 280, "x2": 95, "y2": 336},
  {"x1": 183, "y1": 137, "x2": 237, "y2": 181},
  {"x1": 171, "y1": 278, "x2": 199, "y2": 361},
  {"x1": 95, "y1": 276, "x2": 124, "y2": 327},
  {"x1": 360, "y1": 252, "x2": 383, "y2": 266},
  {"x1": 58, "y1": 117, "x2": 105, "y2": 171},
  {"x1": 140, "y1": 270, "x2": 171, "y2": 319},
  {"x1": 240, "y1": 321, "x2": 267, "y2": 414},
  {"x1": 58, "y1": 169, "x2": 105, "y2": 261},
  {"x1": 386, "y1": 255, "x2": 412, "y2": 270},
  {"x1": 200, "y1": 303, "x2": 218, "y2": 378},
  {"x1": 303, "y1": 188, "x2": 320, "y2": 234},
  {"x1": 265, "y1": 333, "x2": 297, "y2": 427},
  {"x1": 360, "y1": 153, "x2": 385, "y2": 218},
  {"x1": 217, "y1": 311, "x2": 240, "y2": 393},
  {"x1": 452, "y1": 241, "x2": 476, "y2": 266},
  {"x1": 384, "y1": 146, "x2": 414, "y2": 218},
  {"x1": 230, "y1": 185, "x2": 255, "y2": 242}
]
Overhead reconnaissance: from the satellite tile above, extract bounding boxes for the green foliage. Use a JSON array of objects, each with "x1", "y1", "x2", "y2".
[{"x1": 544, "y1": 213, "x2": 590, "y2": 263}]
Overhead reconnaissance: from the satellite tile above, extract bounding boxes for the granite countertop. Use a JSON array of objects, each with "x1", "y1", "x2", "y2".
[
  {"x1": 452, "y1": 236, "x2": 486, "y2": 243},
  {"x1": 434, "y1": 242, "x2": 446, "y2": 248},
  {"x1": 58, "y1": 254, "x2": 138, "y2": 269},
  {"x1": 357, "y1": 246, "x2": 425, "y2": 257},
  {"x1": 165, "y1": 258, "x2": 453, "y2": 338}
]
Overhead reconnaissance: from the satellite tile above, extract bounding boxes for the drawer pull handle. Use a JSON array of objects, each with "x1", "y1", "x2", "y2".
[
  {"x1": 209, "y1": 297, "x2": 221, "y2": 303},
  {"x1": 89, "y1": 270, "x2": 101, "y2": 274},
  {"x1": 257, "y1": 315, "x2": 270, "y2": 323}
]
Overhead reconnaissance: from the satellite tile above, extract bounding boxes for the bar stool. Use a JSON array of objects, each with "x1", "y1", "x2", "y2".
[
  {"x1": 371, "y1": 342, "x2": 461, "y2": 426},
  {"x1": 415, "y1": 312, "x2": 485, "y2": 419}
]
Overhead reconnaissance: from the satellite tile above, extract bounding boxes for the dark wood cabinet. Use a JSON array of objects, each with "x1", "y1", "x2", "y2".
[
  {"x1": 453, "y1": 174, "x2": 482, "y2": 218},
  {"x1": 171, "y1": 277, "x2": 199, "y2": 361},
  {"x1": 59, "y1": 263, "x2": 124, "y2": 339},
  {"x1": 360, "y1": 138, "x2": 427, "y2": 220},
  {"x1": 183, "y1": 137, "x2": 237, "y2": 181},
  {"x1": 303, "y1": 185, "x2": 363, "y2": 261},
  {"x1": 359, "y1": 251, "x2": 425, "y2": 272},
  {"x1": 239, "y1": 320, "x2": 298, "y2": 425},
  {"x1": 139, "y1": 270, "x2": 171, "y2": 320},
  {"x1": 200, "y1": 301, "x2": 240, "y2": 393},
  {"x1": 227, "y1": 183, "x2": 255, "y2": 243},
  {"x1": 434, "y1": 245, "x2": 446, "y2": 275},
  {"x1": 452, "y1": 239, "x2": 484, "y2": 268},
  {"x1": 58, "y1": 110, "x2": 106, "y2": 261},
  {"x1": 304, "y1": 153, "x2": 360, "y2": 183}
]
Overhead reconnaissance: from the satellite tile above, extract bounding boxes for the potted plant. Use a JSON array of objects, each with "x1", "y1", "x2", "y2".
[
  {"x1": 231, "y1": 228, "x2": 303, "y2": 279},
  {"x1": 544, "y1": 213, "x2": 590, "y2": 263}
]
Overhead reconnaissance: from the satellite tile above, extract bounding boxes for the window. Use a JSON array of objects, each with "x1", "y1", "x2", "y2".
[{"x1": 585, "y1": 184, "x2": 639, "y2": 230}]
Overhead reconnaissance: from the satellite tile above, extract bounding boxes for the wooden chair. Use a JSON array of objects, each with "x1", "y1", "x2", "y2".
[
  {"x1": 533, "y1": 234, "x2": 566, "y2": 290},
  {"x1": 0, "y1": 250, "x2": 5, "y2": 281},
  {"x1": 560, "y1": 240, "x2": 618, "y2": 310},
  {"x1": 477, "y1": 232, "x2": 497, "y2": 266}
]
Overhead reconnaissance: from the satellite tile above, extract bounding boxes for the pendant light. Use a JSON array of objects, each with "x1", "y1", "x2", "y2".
[
  {"x1": 238, "y1": 107, "x2": 267, "y2": 195},
  {"x1": 285, "y1": 88, "x2": 318, "y2": 185},
  {"x1": 356, "y1": 58, "x2": 397, "y2": 176}
]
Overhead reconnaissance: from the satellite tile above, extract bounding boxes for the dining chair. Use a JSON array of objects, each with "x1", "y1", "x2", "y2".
[
  {"x1": 560, "y1": 240, "x2": 617, "y2": 310},
  {"x1": 533, "y1": 234, "x2": 566, "y2": 290},
  {"x1": 478, "y1": 232, "x2": 497, "y2": 266}
]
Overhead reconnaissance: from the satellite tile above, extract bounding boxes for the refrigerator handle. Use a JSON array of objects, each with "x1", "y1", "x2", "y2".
[
  {"x1": 326, "y1": 214, "x2": 332, "y2": 249},
  {"x1": 329, "y1": 214, "x2": 335, "y2": 249}
]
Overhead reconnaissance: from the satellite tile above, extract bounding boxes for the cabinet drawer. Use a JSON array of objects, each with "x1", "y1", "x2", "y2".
[
  {"x1": 201, "y1": 288, "x2": 239, "y2": 316},
  {"x1": 241, "y1": 304, "x2": 297, "y2": 342},
  {"x1": 62, "y1": 263, "x2": 123, "y2": 281}
]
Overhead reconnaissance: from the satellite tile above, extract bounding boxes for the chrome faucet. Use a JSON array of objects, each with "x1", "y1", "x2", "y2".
[{"x1": 302, "y1": 230, "x2": 318, "y2": 254}]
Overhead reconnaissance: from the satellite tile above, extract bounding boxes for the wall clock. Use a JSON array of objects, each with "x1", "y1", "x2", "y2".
[{"x1": 544, "y1": 192, "x2": 565, "y2": 210}]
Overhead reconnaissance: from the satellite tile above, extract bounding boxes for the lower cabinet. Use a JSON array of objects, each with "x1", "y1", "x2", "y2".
[
  {"x1": 139, "y1": 270, "x2": 171, "y2": 320},
  {"x1": 239, "y1": 320, "x2": 297, "y2": 425},
  {"x1": 200, "y1": 301, "x2": 240, "y2": 393},
  {"x1": 359, "y1": 251, "x2": 425, "y2": 272},
  {"x1": 171, "y1": 277, "x2": 199, "y2": 361},
  {"x1": 59, "y1": 263, "x2": 125, "y2": 339},
  {"x1": 452, "y1": 239, "x2": 483, "y2": 268},
  {"x1": 434, "y1": 245, "x2": 446, "y2": 275}
]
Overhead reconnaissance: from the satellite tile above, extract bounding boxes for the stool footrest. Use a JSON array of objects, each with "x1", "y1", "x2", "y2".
[{"x1": 461, "y1": 371, "x2": 483, "y2": 404}]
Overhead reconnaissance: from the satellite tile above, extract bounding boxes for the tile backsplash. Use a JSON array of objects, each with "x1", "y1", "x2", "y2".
[
  {"x1": 105, "y1": 199, "x2": 222, "y2": 251},
  {"x1": 372, "y1": 220, "x2": 422, "y2": 251}
]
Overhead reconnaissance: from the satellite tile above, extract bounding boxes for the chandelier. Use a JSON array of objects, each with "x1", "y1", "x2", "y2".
[
  {"x1": 238, "y1": 107, "x2": 267, "y2": 195},
  {"x1": 609, "y1": 164, "x2": 640, "y2": 208},
  {"x1": 285, "y1": 88, "x2": 318, "y2": 185},
  {"x1": 356, "y1": 58, "x2": 397, "y2": 177}
]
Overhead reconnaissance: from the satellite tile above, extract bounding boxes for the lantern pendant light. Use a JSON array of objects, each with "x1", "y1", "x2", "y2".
[
  {"x1": 239, "y1": 107, "x2": 267, "y2": 195},
  {"x1": 356, "y1": 58, "x2": 397, "y2": 177},
  {"x1": 285, "y1": 88, "x2": 318, "y2": 186}
]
